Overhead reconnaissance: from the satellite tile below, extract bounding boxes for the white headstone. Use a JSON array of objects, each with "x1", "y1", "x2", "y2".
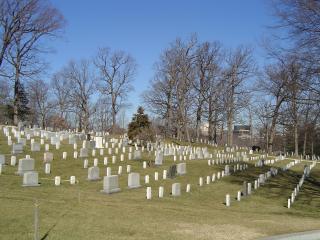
[
  {"x1": 159, "y1": 186, "x2": 164, "y2": 198},
  {"x1": 55, "y1": 176, "x2": 61, "y2": 186},
  {"x1": 172, "y1": 183, "x2": 181, "y2": 197},
  {"x1": 22, "y1": 171, "x2": 40, "y2": 187},
  {"x1": 44, "y1": 163, "x2": 51, "y2": 174},
  {"x1": 101, "y1": 175, "x2": 121, "y2": 194},
  {"x1": 10, "y1": 156, "x2": 16, "y2": 166},
  {"x1": 146, "y1": 187, "x2": 152, "y2": 199},
  {"x1": 70, "y1": 176, "x2": 76, "y2": 184},
  {"x1": 128, "y1": 172, "x2": 141, "y2": 189},
  {"x1": 145, "y1": 175, "x2": 149, "y2": 184},
  {"x1": 17, "y1": 158, "x2": 35, "y2": 175},
  {"x1": 88, "y1": 166, "x2": 100, "y2": 181}
]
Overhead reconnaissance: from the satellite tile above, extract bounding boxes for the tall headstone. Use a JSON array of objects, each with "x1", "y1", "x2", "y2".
[
  {"x1": 133, "y1": 150, "x2": 141, "y2": 160},
  {"x1": 31, "y1": 142, "x2": 40, "y2": 152},
  {"x1": 0, "y1": 155, "x2": 5, "y2": 165},
  {"x1": 44, "y1": 152, "x2": 53, "y2": 163},
  {"x1": 172, "y1": 183, "x2": 181, "y2": 197},
  {"x1": 224, "y1": 165, "x2": 230, "y2": 176},
  {"x1": 12, "y1": 143, "x2": 23, "y2": 154},
  {"x1": 17, "y1": 158, "x2": 35, "y2": 175},
  {"x1": 176, "y1": 163, "x2": 186, "y2": 175},
  {"x1": 155, "y1": 151, "x2": 163, "y2": 165},
  {"x1": 80, "y1": 148, "x2": 88, "y2": 158},
  {"x1": 101, "y1": 175, "x2": 121, "y2": 194},
  {"x1": 128, "y1": 172, "x2": 141, "y2": 189},
  {"x1": 95, "y1": 137, "x2": 104, "y2": 148},
  {"x1": 22, "y1": 172, "x2": 40, "y2": 187},
  {"x1": 88, "y1": 166, "x2": 100, "y2": 181}
]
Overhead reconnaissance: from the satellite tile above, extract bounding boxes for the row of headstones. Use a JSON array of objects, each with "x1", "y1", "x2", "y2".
[
  {"x1": 281, "y1": 160, "x2": 301, "y2": 171},
  {"x1": 225, "y1": 167, "x2": 279, "y2": 207},
  {"x1": 208, "y1": 158, "x2": 245, "y2": 166},
  {"x1": 86, "y1": 162, "x2": 187, "y2": 182},
  {"x1": 3, "y1": 154, "x2": 187, "y2": 188},
  {"x1": 198, "y1": 164, "x2": 247, "y2": 187},
  {"x1": 287, "y1": 162, "x2": 316, "y2": 208},
  {"x1": 145, "y1": 183, "x2": 191, "y2": 199}
]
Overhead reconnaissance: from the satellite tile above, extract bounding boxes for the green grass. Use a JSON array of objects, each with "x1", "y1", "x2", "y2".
[{"x1": 0, "y1": 128, "x2": 320, "y2": 240}]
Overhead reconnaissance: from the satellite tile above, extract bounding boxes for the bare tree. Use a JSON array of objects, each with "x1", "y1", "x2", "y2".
[
  {"x1": 51, "y1": 71, "x2": 73, "y2": 119},
  {"x1": 57, "y1": 60, "x2": 96, "y2": 132},
  {"x1": 193, "y1": 41, "x2": 222, "y2": 140},
  {"x1": 94, "y1": 47, "x2": 136, "y2": 133},
  {"x1": 1, "y1": 0, "x2": 65, "y2": 125},
  {"x1": 28, "y1": 79, "x2": 53, "y2": 128},
  {"x1": 224, "y1": 46, "x2": 255, "y2": 146}
]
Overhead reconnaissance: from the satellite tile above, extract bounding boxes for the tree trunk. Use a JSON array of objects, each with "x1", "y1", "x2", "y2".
[
  {"x1": 13, "y1": 60, "x2": 21, "y2": 126},
  {"x1": 196, "y1": 106, "x2": 201, "y2": 140},
  {"x1": 227, "y1": 108, "x2": 233, "y2": 146},
  {"x1": 268, "y1": 97, "x2": 284, "y2": 153},
  {"x1": 303, "y1": 131, "x2": 307, "y2": 156}
]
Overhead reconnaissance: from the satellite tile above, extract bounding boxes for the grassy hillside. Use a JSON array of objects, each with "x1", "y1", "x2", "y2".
[{"x1": 0, "y1": 128, "x2": 319, "y2": 240}]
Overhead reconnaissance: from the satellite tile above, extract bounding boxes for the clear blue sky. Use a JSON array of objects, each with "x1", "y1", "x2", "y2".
[{"x1": 46, "y1": 0, "x2": 274, "y2": 118}]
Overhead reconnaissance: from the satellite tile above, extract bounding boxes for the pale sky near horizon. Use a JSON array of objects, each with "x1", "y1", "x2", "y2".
[{"x1": 45, "y1": 0, "x2": 276, "y2": 119}]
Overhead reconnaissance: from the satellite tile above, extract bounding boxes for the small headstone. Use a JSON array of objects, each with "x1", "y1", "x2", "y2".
[
  {"x1": 159, "y1": 186, "x2": 164, "y2": 198},
  {"x1": 146, "y1": 187, "x2": 152, "y2": 199},
  {"x1": 237, "y1": 191, "x2": 241, "y2": 201},
  {"x1": 83, "y1": 159, "x2": 88, "y2": 168},
  {"x1": 199, "y1": 177, "x2": 203, "y2": 186},
  {"x1": 54, "y1": 176, "x2": 61, "y2": 186},
  {"x1": 106, "y1": 167, "x2": 111, "y2": 176},
  {"x1": 70, "y1": 176, "x2": 76, "y2": 184},
  {"x1": 247, "y1": 183, "x2": 252, "y2": 195},
  {"x1": 186, "y1": 184, "x2": 191, "y2": 192},
  {"x1": 226, "y1": 194, "x2": 230, "y2": 207},
  {"x1": 145, "y1": 175, "x2": 149, "y2": 184},
  {"x1": 93, "y1": 158, "x2": 98, "y2": 166},
  {"x1": 10, "y1": 156, "x2": 16, "y2": 166},
  {"x1": 44, "y1": 163, "x2": 51, "y2": 174}
]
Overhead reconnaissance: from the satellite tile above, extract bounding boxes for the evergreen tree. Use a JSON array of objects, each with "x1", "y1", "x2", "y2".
[
  {"x1": 128, "y1": 106, "x2": 152, "y2": 140},
  {"x1": 16, "y1": 81, "x2": 30, "y2": 122}
]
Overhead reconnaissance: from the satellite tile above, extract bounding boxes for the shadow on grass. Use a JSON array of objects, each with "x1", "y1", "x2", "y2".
[
  {"x1": 41, "y1": 209, "x2": 70, "y2": 240},
  {"x1": 224, "y1": 163, "x2": 320, "y2": 218}
]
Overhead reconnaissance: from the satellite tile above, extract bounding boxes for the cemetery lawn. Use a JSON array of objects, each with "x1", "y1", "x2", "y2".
[{"x1": 0, "y1": 134, "x2": 320, "y2": 240}]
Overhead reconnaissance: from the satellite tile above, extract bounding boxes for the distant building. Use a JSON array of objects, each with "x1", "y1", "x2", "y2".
[{"x1": 233, "y1": 125, "x2": 251, "y2": 139}]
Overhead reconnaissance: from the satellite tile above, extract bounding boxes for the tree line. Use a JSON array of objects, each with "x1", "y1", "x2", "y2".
[{"x1": 0, "y1": 0, "x2": 319, "y2": 156}]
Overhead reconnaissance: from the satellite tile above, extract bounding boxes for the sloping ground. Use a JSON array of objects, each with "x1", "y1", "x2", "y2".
[
  {"x1": 260, "y1": 230, "x2": 320, "y2": 240},
  {"x1": 0, "y1": 131, "x2": 319, "y2": 239}
]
